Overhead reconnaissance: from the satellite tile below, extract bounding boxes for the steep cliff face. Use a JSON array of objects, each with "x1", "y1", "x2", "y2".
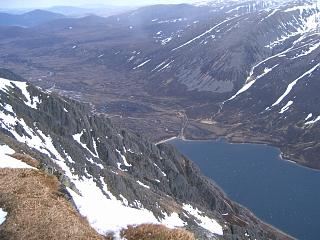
[{"x1": 0, "y1": 70, "x2": 291, "y2": 239}]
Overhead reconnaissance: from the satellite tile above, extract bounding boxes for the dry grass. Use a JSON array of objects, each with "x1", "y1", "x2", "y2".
[
  {"x1": 10, "y1": 153, "x2": 40, "y2": 168},
  {"x1": 0, "y1": 157, "x2": 196, "y2": 240},
  {"x1": 0, "y1": 168, "x2": 105, "y2": 240},
  {"x1": 121, "y1": 224, "x2": 196, "y2": 240}
]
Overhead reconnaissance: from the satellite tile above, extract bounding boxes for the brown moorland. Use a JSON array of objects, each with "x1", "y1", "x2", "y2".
[
  {"x1": 0, "y1": 168, "x2": 105, "y2": 240},
  {"x1": 122, "y1": 224, "x2": 196, "y2": 240},
  {"x1": 0, "y1": 159, "x2": 196, "y2": 240}
]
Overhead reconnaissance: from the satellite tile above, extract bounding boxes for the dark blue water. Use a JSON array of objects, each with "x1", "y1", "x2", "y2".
[{"x1": 171, "y1": 139, "x2": 320, "y2": 240}]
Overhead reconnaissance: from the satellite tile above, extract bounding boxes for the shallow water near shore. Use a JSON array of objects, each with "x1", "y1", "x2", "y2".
[{"x1": 170, "y1": 138, "x2": 320, "y2": 240}]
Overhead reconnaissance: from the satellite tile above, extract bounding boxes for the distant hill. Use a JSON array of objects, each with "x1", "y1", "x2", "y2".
[
  {"x1": 47, "y1": 5, "x2": 135, "y2": 17},
  {"x1": 0, "y1": 9, "x2": 65, "y2": 27}
]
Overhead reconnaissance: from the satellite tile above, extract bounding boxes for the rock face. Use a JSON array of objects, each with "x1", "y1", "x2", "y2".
[{"x1": 0, "y1": 69, "x2": 292, "y2": 239}]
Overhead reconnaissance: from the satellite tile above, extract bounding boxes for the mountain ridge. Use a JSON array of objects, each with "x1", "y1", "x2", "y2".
[
  {"x1": 0, "y1": 9, "x2": 65, "y2": 27},
  {"x1": 0, "y1": 68, "x2": 292, "y2": 239}
]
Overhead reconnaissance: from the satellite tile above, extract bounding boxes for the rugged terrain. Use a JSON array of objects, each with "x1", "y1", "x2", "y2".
[
  {"x1": 0, "y1": 69, "x2": 292, "y2": 239},
  {"x1": 0, "y1": 0, "x2": 318, "y2": 169}
]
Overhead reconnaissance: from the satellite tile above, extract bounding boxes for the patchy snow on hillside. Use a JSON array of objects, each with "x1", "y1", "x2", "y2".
[
  {"x1": 305, "y1": 113, "x2": 313, "y2": 121},
  {"x1": 271, "y1": 63, "x2": 320, "y2": 107},
  {"x1": 0, "y1": 145, "x2": 34, "y2": 169},
  {"x1": 161, "y1": 37, "x2": 173, "y2": 45},
  {"x1": 0, "y1": 98, "x2": 65, "y2": 163},
  {"x1": 157, "y1": 60, "x2": 174, "y2": 72},
  {"x1": 151, "y1": 61, "x2": 167, "y2": 72},
  {"x1": 73, "y1": 130, "x2": 99, "y2": 158},
  {"x1": 305, "y1": 115, "x2": 320, "y2": 125},
  {"x1": 265, "y1": 4, "x2": 318, "y2": 49},
  {"x1": 290, "y1": 41, "x2": 320, "y2": 59},
  {"x1": 136, "y1": 180, "x2": 150, "y2": 189},
  {"x1": 0, "y1": 78, "x2": 41, "y2": 109},
  {"x1": 161, "y1": 211, "x2": 186, "y2": 228},
  {"x1": 183, "y1": 204, "x2": 223, "y2": 235},
  {"x1": 260, "y1": 8, "x2": 280, "y2": 22},
  {"x1": 228, "y1": 65, "x2": 277, "y2": 101},
  {"x1": 116, "y1": 149, "x2": 132, "y2": 168},
  {"x1": 228, "y1": 80, "x2": 255, "y2": 101},
  {"x1": 279, "y1": 100, "x2": 293, "y2": 114},
  {"x1": 0, "y1": 77, "x2": 223, "y2": 238},
  {"x1": 172, "y1": 16, "x2": 238, "y2": 51},
  {"x1": 158, "y1": 18, "x2": 187, "y2": 24},
  {"x1": 133, "y1": 59, "x2": 151, "y2": 70},
  {"x1": 67, "y1": 177, "x2": 160, "y2": 238},
  {"x1": 153, "y1": 163, "x2": 167, "y2": 177}
]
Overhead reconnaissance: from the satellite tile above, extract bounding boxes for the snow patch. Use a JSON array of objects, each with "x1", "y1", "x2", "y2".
[
  {"x1": 161, "y1": 211, "x2": 186, "y2": 228},
  {"x1": 305, "y1": 113, "x2": 313, "y2": 121},
  {"x1": 279, "y1": 100, "x2": 293, "y2": 114},
  {"x1": 136, "y1": 180, "x2": 150, "y2": 189},
  {"x1": 68, "y1": 177, "x2": 159, "y2": 237},
  {"x1": 172, "y1": 16, "x2": 238, "y2": 51},
  {"x1": 92, "y1": 137, "x2": 99, "y2": 158},
  {"x1": 183, "y1": 204, "x2": 223, "y2": 235},
  {"x1": 0, "y1": 145, "x2": 34, "y2": 169},
  {"x1": 305, "y1": 115, "x2": 320, "y2": 125},
  {"x1": 0, "y1": 208, "x2": 7, "y2": 225},
  {"x1": 116, "y1": 149, "x2": 132, "y2": 167},
  {"x1": 228, "y1": 65, "x2": 278, "y2": 101},
  {"x1": 260, "y1": 9, "x2": 279, "y2": 22},
  {"x1": 291, "y1": 41, "x2": 320, "y2": 59},
  {"x1": 3, "y1": 104, "x2": 13, "y2": 113},
  {"x1": 117, "y1": 162, "x2": 128, "y2": 172},
  {"x1": 151, "y1": 61, "x2": 167, "y2": 72},
  {"x1": 161, "y1": 37, "x2": 173, "y2": 45},
  {"x1": 0, "y1": 78, "x2": 41, "y2": 109},
  {"x1": 157, "y1": 60, "x2": 174, "y2": 72},
  {"x1": 73, "y1": 130, "x2": 99, "y2": 158},
  {"x1": 133, "y1": 59, "x2": 151, "y2": 70},
  {"x1": 153, "y1": 163, "x2": 167, "y2": 177},
  {"x1": 266, "y1": 5, "x2": 319, "y2": 49},
  {"x1": 271, "y1": 63, "x2": 320, "y2": 107}
]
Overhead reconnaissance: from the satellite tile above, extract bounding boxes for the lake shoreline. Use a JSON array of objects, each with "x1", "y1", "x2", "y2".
[
  {"x1": 171, "y1": 138, "x2": 320, "y2": 240},
  {"x1": 156, "y1": 133, "x2": 318, "y2": 172}
]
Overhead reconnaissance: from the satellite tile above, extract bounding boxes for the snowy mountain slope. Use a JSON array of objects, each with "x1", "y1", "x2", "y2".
[
  {"x1": 0, "y1": 0, "x2": 318, "y2": 168},
  {"x1": 0, "y1": 0, "x2": 318, "y2": 95},
  {"x1": 0, "y1": 70, "x2": 292, "y2": 239}
]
